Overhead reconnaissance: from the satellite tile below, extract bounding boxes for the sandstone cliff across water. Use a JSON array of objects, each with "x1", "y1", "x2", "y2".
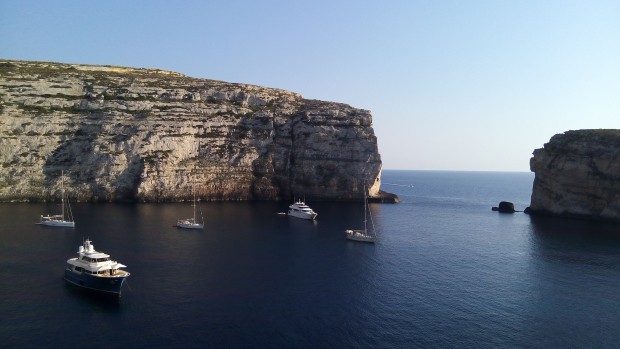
[
  {"x1": 0, "y1": 60, "x2": 396, "y2": 202},
  {"x1": 527, "y1": 129, "x2": 620, "y2": 221}
]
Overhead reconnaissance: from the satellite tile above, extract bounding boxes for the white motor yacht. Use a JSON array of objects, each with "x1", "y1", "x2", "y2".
[
  {"x1": 287, "y1": 200, "x2": 318, "y2": 220},
  {"x1": 64, "y1": 240, "x2": 130, "y2": 296}
]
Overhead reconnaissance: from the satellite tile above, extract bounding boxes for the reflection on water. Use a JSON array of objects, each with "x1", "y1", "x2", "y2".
[
  {"x1": 63, "y1": 282, "x2": 124, "y2": 309},
  {"x1": 3, "y1": 171, "x2": 620, "y2": 348},
  {"x1": 523, "y1": 215, "x2": 620, "y2": 348},
  {"x1": 530, "y1": 215, "x2": 620, "y2": 264}
]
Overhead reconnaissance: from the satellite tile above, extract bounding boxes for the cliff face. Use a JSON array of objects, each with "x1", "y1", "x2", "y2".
[
  {"x1": 0, "y1": 60, "x2": 387, "y2": 202},
  {"x1": 528, "y1": 129, "x2": 620, "y2": 221}
]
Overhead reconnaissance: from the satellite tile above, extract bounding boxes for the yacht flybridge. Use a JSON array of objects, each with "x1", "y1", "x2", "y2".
[
  {"x1": 64, "y1": 240, "x2": 130, "y2": 296},
  {"x1": 287, "y1": 200, "x2": 318, "y2": 220}
]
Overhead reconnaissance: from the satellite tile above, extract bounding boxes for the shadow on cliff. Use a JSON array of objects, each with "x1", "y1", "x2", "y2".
[
  {"x1": 112, "y1": 155, "x2": 143, "y2": 202},
  {"x1": 43, "y1": 114, "x2": 143, "y2": 202},
  {"x1": 44, "y1": 119, "x2": 106, "y2": 201}
]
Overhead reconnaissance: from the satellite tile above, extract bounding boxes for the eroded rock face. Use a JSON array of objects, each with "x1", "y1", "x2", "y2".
[
  {"x1": 528, "y1": 129, "x2": 620, "y2": 221},
  {"x1": 0, "y1": 60, "x2": 387, "y2": 202}
]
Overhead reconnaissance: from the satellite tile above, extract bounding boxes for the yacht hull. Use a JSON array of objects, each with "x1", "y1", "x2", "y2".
[
  {"x1": 287, "y1": 211, "x2": 317, "y2": 220},
  {"x1": 64, "y1": 269, "x2": 128, "y2": 295}
]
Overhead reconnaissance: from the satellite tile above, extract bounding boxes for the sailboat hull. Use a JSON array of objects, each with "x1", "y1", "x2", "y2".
[
  {"x1": 40, "y1": 220, "x2": 75, "y2": 228},
  {"x1": 176, "y1": 222, "x2": 204, "y2": 229},
  {"x1": 345, "y1": 229, "x2": 375, "y2": 243}
]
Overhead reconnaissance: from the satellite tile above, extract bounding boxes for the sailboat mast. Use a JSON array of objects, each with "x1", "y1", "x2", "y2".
[
  {"x1": 192, "y1": 177, "x2": 196, "y2": 222},
  {"x1": 363, "y1": 186, "x2": 367, "y2": 231},
  {"x1": 61, "y1": 170, "x2": 65, "y2": 220},
  {"x1": 368, "y1": 187, "x2": 376, "y2": 235}
]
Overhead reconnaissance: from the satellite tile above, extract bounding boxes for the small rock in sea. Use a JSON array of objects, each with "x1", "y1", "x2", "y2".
[{"x1": 492, "y1": 201, "x2": 516, "y2": 213}]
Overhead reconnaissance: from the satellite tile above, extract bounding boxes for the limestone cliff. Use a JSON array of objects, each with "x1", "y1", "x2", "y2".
[
  {"x1": 0, "y1": 60, "x2": 392, "y2": 202},
  {"x1": 527, "y1": 129, "x2": 620, "y2": 221}
]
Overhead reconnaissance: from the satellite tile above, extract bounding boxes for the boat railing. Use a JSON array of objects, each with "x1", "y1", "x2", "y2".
[{"x1": 94, "y1": 269, "x2": 130, "y2": 277}]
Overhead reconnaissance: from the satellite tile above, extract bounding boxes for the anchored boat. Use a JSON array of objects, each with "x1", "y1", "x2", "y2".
[
  {"x1": 176, "y1": 171, "x2": 204, "y2": 230},
  {"x1": 64, "y1": 240, "x2": 130, "y2": 296},
  {"x1": 39, "y1": 170, "x2": 74, "y2": 228},
  {"x1": 345, "y1": 187, "x2": 376, "y2": 243},
  {"x1": 287, "y1": 200, "x2": 318, "y2": 220}
]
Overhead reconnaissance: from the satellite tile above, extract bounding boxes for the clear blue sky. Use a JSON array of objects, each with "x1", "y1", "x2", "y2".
[{"x1": 2, "y1": 1, "x2": 618, "y2": 171}]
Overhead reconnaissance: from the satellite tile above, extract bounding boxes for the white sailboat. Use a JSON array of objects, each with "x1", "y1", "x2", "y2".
[
  {"x1": 39, "y1": 170, "x2": 75, "y2": 228},
  {"x1": 345, "y1": 186, "x2": 375, "y2": 243},
  {"x1": 176, "y1": 175, "x2": 204, "y2": 230}
]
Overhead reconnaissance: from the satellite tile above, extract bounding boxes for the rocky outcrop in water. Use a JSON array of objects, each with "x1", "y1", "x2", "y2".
[
  {"x1": 492, "y1": 201, "x2": 516, "y2": 213},
  {"x1": 527, "y1": 129, "x2": 620, "y2": 221},
  {"x1": 0, "y1": 60, "x2": 394, "y2": 202}
]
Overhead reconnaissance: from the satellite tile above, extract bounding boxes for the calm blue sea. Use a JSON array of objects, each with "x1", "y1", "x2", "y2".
[{"x1": 2, "y1": 170, "x2": 620, "y2": 348}]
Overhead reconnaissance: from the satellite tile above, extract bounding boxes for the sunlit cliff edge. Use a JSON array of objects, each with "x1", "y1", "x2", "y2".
[
  {"x1": 527, "y1": 129, "x2": 620, "y2": 221},
  {"x1": 0, "y1": 59, "x2": 397, "y2": 203}
]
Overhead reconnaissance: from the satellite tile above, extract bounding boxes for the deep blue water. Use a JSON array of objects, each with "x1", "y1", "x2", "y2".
[{"x1": 2, "y1": 170, "x2": 620, "y2": 348}]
